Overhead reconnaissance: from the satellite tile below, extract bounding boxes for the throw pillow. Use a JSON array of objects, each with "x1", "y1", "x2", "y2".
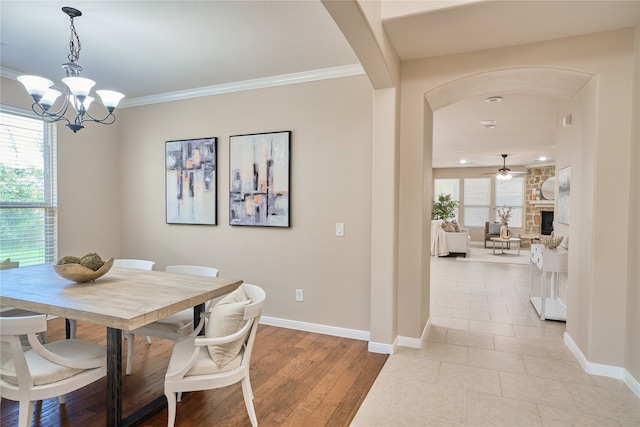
[
  {"x1": 205, "y1": 287, "x2": 253, "y2": 368},
  {"x1": 442, "y1": 222, "x2": 455, "y2": 232},
  {"x1": 488, "y1": 222, "x2": 502, "y2": 235},
  {"x1": 451, "y1": 220, "x2": 461, "y2": 232}
]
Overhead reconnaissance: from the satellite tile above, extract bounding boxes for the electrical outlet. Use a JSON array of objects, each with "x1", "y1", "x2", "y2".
[{"x1": 295, "y1": 289, "x2": 304, "y2": 302}]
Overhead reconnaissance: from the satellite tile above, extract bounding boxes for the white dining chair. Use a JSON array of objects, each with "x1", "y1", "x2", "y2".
[
  {"x1": 124, "y1": 265, "x2": 218, "y2": 375},
  {"x1": 164, "y1": 283, "x2": 265, "y2": 427},
  {"x1": 113, "y1": 259, "x2": 156, "y2": 270},
  {"x1": 0, "y1": 314, "x2": 107, "y2": 427},
  {"x1": 0, "y1": 260, "x2": 62, "y2": 343}
]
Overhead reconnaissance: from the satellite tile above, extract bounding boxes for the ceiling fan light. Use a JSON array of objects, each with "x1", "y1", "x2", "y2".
[
  {"x1": 62, "y1": 77, "x2": 96, "y2": 98},
  {"x1": 17, "y1": 75, "x2": 53, "y2": 102},
  {"x1": 96, "y1": 90, "x2": 125, "y2": 112}
]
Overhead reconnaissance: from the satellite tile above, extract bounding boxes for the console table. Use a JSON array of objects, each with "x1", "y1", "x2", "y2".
[{"x1": 529, "y1": 244, "x2": 568, "y2": 321}]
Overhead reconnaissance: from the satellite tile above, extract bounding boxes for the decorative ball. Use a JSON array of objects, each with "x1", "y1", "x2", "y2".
[{"x1": 542, "y1": 236, "x2": 564, "y2": 249}]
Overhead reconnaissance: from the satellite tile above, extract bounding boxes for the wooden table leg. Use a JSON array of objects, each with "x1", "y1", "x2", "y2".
[{"x1": 107, "y1": 327, "x2": 123, "y2": 427}]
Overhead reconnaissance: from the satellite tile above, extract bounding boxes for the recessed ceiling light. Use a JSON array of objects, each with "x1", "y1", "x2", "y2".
[
  {"x1": 480, "y1": 120, "x2": 496, "y2": 126},
  {"x1": 538, "y1": 156, "x2": 548, "y2": 161},
  {"x1": 486, "y1": 96, "x2": 503, "y2": 103},
  {"x1": 459, "y1": 159, "x2": 467, "y2": 164}
]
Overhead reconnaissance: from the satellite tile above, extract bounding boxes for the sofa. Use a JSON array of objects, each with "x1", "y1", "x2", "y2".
[
  {"x1": 445, "y1": 230, "x2": 471, "y2": 256},
  {"x1": 431, "y1": 220, "x2": 470, "y2": 257}
]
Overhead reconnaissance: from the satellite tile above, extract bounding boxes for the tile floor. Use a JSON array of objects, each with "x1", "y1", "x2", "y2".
[{"x1": 352, "y1": 254, "x2": 640, "y2": 426}]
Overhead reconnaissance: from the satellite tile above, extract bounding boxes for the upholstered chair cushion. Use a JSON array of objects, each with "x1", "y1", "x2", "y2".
[
  {"x1": 205, "y1": 287, "x2": 252, "y2": 367},
  {"x1": 1, "y1": 339, "x2": 105, "y2": 386}
]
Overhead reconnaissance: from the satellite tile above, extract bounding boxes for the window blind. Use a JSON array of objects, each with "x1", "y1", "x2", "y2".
[
  {"x1": 496, "y1": 177, "x2": 524, "y2": 227},
  {"x1": 0, "y1": 106, "x2": 57, "y2": 266},
  {"x1": 463, "y1": 177, "x2": 490, "y2": 227}
]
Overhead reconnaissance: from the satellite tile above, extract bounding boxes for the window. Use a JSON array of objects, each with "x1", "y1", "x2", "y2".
[
  {"x1": 434, "y1": 178, "x2": 459, "y2": 219},
  {"x1": 0, "y1": 106, "x2": 57, "y2": 266},
  {"x1": 463, "y1": 177, "x2": 490, "y2": 227},
  {"x1": 495, "y1": 177, "x2": 524, "y2": 228},
  {"x1": 434, "y1": 178, "x2": 459, "y2": 202}
]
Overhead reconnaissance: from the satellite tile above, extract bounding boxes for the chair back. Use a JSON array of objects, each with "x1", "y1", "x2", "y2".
[
  {"x1": 1, "y1": 315, "x2": 48, "y2": 390},
  {"x1": 166, "y1": 265, "x2": 219, "y2": 277},
  {"x1": 113, "y1": 259, "x2": 155, "y2": 270},
  {"x1": 237, "y1": 284, "x2": 266, "y2": 366}
]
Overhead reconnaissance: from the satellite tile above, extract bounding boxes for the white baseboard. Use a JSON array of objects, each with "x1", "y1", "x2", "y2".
[
  {"x1": 397, "y1": 318, "x2": 431, "y2": 349},
  {"x1": 368, "y1": 339, "x2": 396, "y2": 354},
  {"x1": 260, "y1": 316, "x2": 432, "y2": 355},
  {"x1": 260, "y1": 316, "x2": 370, "y2": 342},
  {"x1": 564, "y1": 332, "x2": 640, "y2": 398}
]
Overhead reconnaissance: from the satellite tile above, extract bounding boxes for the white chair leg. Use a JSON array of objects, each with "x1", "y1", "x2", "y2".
[
  {"x1": 177, "y1": 392, "x2": 182, "y2": 402},
  {"x1": 241, "y1": 377, "x2": 258, "y2": 427},
  {"x1": 145, "y1": 335, "x2": 152, "y2": 344},
  {"x1": 58, "y1": 394, "x2": 66, "y2": 404},
  {"x1": 165, "y1": 391, "x2": 178, "y2": 427},
  {"x1": 18, "y1": 400, "x2": 34, "y2": 427},
  {"x1": 126, "y1": 332, "x2": 135, "y2": 375}
]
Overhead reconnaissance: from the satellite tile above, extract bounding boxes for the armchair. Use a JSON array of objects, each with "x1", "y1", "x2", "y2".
[{"x1": 164, "y1": 283, "x2": 266, "y2": 427}]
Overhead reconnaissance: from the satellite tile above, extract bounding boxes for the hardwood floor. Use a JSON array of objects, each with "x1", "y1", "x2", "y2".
[{"x1": 1, "y1": 317, "x2": 387, "y2": 426}]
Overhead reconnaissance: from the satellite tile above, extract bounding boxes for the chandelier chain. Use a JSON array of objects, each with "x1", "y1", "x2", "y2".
[{"x1": 67, "y1": 15, "x2": 82, "y2": 63}]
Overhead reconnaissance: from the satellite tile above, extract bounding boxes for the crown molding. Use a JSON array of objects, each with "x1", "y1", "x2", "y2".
[
  {"x1": 121, "y1": 64, "x2": 365, "y2": 108},
  {"x1": 2, "y1": 64, "x2": 365, "y2": 108}
]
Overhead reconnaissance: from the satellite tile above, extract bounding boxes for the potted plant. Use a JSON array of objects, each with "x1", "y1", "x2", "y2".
[
  {"x1": 495, "y1": 205, "x2": 512, "y2": 225},
  {"x1": 432, "y1": 193, "x2": 459, "y2": 220}
]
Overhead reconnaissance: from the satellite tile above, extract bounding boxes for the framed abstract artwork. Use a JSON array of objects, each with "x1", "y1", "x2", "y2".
[
  {"x1": 229, "y1": 131, "x2": 290, "y2": 227},
  {"x1": 165, "y1": 137, "x2": 217, "y2": 225}
]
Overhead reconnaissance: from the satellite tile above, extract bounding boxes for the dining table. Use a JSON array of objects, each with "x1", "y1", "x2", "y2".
[{"x1": 0, "y1": 263, "x2": 242, "y2": 426}]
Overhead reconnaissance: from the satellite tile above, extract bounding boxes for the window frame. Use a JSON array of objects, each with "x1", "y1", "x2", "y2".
[{"x1": 0, "y1": 105, "x2": 58, "y2": 266}]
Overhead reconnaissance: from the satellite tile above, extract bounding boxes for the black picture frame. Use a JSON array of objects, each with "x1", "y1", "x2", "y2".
[
  {"x1": 229, "y1": 131, "x2": 291, "y2": 227},
  {"x1": 165, "y1": 137, "x2": 217, "y2": 225}
]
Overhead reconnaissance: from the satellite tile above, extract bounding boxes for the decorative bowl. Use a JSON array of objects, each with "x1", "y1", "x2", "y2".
[
  {"x1": 541, "y1": 236, "x2": 564, "y2": 249},
  {"x1": 53, "y1": 257, "x2": 114, "y2": 283}
]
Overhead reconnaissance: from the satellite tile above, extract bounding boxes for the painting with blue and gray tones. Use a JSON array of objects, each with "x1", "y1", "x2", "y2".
[
  {"x1": 229, "y1": 131, "x2": 290, "y2": 227},
  {"x1": 166, "y1": 137, "x2": 217, "y2": 225}
]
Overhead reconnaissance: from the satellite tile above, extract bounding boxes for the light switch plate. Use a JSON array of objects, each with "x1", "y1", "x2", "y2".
[{"x1": 336, "y1": 223, "x2": 345, "y2": 237}]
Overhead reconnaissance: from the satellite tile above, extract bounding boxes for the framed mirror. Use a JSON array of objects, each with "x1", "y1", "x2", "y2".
[{"x1": 541, "y1": 176, "x2": 555, "y2": 200}]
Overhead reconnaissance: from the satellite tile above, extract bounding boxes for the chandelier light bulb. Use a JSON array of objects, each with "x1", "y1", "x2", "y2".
[
  {"x1": 62, "y1": 77, "x2": 96, "y2": 98},
  {"x1": 17, "y1": 75, "x2": 54, "y2": 102},
  {"x1": 96, "y1": 90, "x2": 125, "y2": 112},
  {"x1": 40, "y1": 89, "x2": 62, "y2": 110}
]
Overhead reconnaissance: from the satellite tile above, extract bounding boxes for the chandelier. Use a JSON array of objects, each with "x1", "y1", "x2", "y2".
[{"x1": 17, "y1": 7, "x2": 124, "y2": 133}]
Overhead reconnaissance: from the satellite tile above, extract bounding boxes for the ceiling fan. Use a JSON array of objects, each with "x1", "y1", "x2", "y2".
[{"x1": 486, "y1": 154, "x2": 529, "y2": 180}]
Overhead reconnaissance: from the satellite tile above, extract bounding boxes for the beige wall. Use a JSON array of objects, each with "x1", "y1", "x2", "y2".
[
  {"x1": 116, "y1": 76, "x2": 374, "y2": 331},
  {"x1": 400, "y1": 28, "x2": 637, "y2": 377},
  {"x1": 1, "y1": 74, "x2": 375, "y2": 333},
  {"x1": 625, "y1": 17, "x2": 640, "y2": 382}
]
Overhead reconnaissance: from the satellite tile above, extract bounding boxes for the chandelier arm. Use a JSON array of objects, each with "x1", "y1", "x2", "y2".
[
  {"x1": 29, "y1": 101, "x2": 73, "y2": 127},
  {"x1": 36, "y1": 88, "x2": 72, "y2": 118},
  {"x1": 82, "y1": 109, "x2": 117, "y2": 125}
]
